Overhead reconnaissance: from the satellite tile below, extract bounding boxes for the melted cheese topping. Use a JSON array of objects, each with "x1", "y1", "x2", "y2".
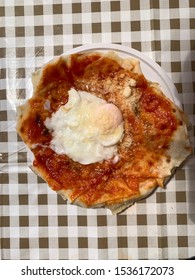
[{"x1": 45, "y1": 88, "x2": 124, "y2": 164}]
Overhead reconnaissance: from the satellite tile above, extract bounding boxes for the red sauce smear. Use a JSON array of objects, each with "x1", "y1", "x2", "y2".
[{"x1": 20, "y1": 53, "x2": 180, "y2": 205}]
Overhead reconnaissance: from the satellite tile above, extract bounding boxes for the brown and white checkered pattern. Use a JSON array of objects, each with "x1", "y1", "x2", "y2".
[{"x1": 0, "y1": 0, "x2": 195, "y2": 260}]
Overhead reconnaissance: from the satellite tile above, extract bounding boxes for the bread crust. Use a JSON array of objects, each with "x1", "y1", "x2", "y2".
[{"x1": 16, "y1": 51, "x2": 191, "y2": 213}]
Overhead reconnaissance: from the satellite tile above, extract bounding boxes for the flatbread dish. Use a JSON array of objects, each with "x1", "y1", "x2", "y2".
[{"x1": 16, "y1": 50, "x2": 191, "y2": 213}]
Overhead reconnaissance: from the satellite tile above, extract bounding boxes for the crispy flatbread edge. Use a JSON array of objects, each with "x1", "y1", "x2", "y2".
[
  {"x1": 31, "y1": 50, "x2": 142, "y2": 95},
  {"x1": 30, "y1": 152, "x2": 191, "y2": 215},
  {"x1": 29, "y1": 163, "x2": 156, "y2": 214},
  {"x1": 30, "y1": 161, "x2": 158, "y2": 214},
  {"x1": 57, "y1": 183, "x2": 157, "y2": 215}
]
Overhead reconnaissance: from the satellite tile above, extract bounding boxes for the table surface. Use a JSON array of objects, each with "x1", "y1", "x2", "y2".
[{"x1": 0, "y1": 0, "x2": 195, "y2": 260}]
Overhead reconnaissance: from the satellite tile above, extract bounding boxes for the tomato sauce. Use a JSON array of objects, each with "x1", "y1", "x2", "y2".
[{"x1": 21, "y1": 53, "x2": 181, "y2": 205}]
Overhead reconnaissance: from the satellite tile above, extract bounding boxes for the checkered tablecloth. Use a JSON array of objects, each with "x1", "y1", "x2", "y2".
[{"x1": 1, "y1": 0, "x2": 195, "y2": 260}]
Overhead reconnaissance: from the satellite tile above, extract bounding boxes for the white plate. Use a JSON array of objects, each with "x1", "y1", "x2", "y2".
[{"x1": 65, "y1": 43, "x2": 181, "y2": 107}]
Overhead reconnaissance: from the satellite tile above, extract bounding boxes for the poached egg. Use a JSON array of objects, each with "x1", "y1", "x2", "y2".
[{"x1": 45, "y1": 88, "x2": 124, "y2": 164}]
